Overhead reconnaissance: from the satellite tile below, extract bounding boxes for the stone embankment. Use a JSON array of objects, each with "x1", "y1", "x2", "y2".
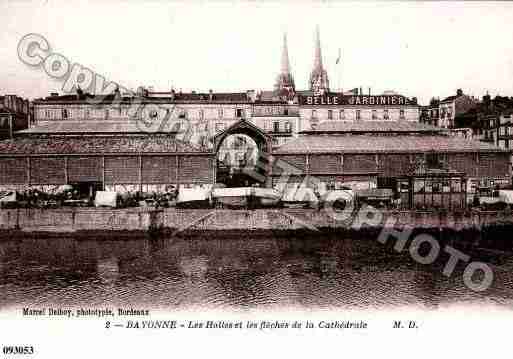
[{"x1": 0, "y1": 208, "x2": 511, "y2": 241}]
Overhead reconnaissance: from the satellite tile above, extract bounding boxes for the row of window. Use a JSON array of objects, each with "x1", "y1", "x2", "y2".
[
  {"x1": 439, "y1": 106, "x2": 454, "y2": 119},
  {"x1": 42, "y1": 108, "x2": 123, "y2": 120},
  {"x1": 252, "y1": 106, "x2": 294, "y2": 116},
  {"x1": 312, "y1": 109, "x2": 405, "y2": 120},
  {"x1": 499, "y1": 126, "x2": 512, "y2": 136},
  {"x1": 413, "y1": 178, "x2": 463, "y2": 194},
  {"x1": 498, "y1": 139, "x2": 510, "y2": 149},
  {"x1": 271, "y1": 121, "x2": 292, "y2": 133},
  {"x1": 39, "y1": 107, "x2": 247, "y2": 120},
  {"x1": 214, "y1": 121, "x2": 293, "y2": 133},
  {"x1": 179, "y1": 108, "x2": 245, "y2": 120}
]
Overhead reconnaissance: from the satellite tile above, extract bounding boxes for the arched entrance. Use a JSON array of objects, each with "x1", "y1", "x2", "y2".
[{"x1": 213, "y1": 120, "x2": 273, "y2": 188}]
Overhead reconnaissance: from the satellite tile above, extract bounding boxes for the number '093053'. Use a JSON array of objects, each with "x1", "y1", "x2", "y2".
[{"x1": 2, "y1": 346, "x2": 35, "y2": 355}]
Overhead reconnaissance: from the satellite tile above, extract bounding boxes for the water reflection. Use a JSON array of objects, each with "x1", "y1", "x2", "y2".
[{"x1": 1, "y1": 234, "x2": 513, "y2": 310}]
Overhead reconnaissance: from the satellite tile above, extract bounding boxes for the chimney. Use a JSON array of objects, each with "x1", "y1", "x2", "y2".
[
  {"x1": 113, "y1": 86, "x2": 122, "y2": 102},
  {"x1": 209, "y1": 89, "x2": 213, "y2": 101},
  {"x1": 170, "y1": 89, "x2": 176, "y2": 101},
  {"x1": 246, "y1": 90, "x2": 256, "y2": 102},
  {"x1": 6, "y1": 95, "x2": 16, "y2": 111},
  {"x1": 136, "y1": 86, "x2": 145, "y2": 97},
  {"x1": 456, "y1": 88, "x2": 463, "y2": 96},
  {"x1": 76, "y1": 85, "x2": 84, "y2": 100},
  {"x1": 483, "y1": 92, "x2": 491, "y2": 108}
]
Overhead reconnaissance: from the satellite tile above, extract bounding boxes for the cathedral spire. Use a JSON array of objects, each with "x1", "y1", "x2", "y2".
[
  {"x1": 309, "y1": 26, "x2": 329, "y2": 95},
  {"x1": 274, "y1": 32, "x2": 295, "y2": 94},
  {"x1": 281, "y1": 33, "x2": 291, "y2": 75},
  {"x1": 313, "y1": 25, "x2": 323, "y2": 71}
]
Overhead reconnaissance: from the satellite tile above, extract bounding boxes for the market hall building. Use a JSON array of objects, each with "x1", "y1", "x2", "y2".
[
  {"x1": 271, "y1": 121, "x2": 511, "y2": 208},
  {"x1": 0, "y1": 120, "x2": 214, "y2": 195}
]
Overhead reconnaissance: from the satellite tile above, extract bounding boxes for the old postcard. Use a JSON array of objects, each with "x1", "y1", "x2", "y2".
[{"x1": 1, "y1": 1, "x2": 513, "y2": 358}]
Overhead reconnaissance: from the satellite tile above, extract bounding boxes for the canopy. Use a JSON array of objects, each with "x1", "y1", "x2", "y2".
[
  {"x1": 0, "y1": 191, "x2": 16, "y2": 203},
  {"x1": 56, "y1": 184, "x2": 73, "y2": 193},
  {"x1": 253, "y1": 188, "x2": 280, "y2": 200},
  {"x1": 479, "y1": 196, "x2": 501, "y2": 204},
  {"x1": 321, "y1": 190, "x2": 354, "y2": 203},
  {"x1": 177, "y1": 188, "x2": 212, "y2": 203},
  {"x1": 281, "y1": 184, "x2": 319, "y2": 203},
  {"x1": 356, "y1": 188, "x2": 393, "y2": 200},
  {"x1": 341, "y1": 181, "x2": 376, "y2": 191},
  {"x1": 94, "y1": 191, "x2": 118, "y2": 207},
  {"x1": 212, "y1": 187, "x2": 253, "y2": 198},
  {"x1": 499, "y1": 190, "x2": 513, "y2": 204}
]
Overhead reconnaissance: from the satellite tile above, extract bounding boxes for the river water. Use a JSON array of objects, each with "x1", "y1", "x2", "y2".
[{"x1": 1, "y1": 234, "x2": 513, "y2": 310}]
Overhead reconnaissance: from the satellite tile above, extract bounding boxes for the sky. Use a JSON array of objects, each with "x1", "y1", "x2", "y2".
[{"x1": 1, "y1": 0, "x2": 513, "y2": 104}]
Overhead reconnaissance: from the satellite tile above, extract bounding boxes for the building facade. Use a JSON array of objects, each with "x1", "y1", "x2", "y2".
[
  {"x1": 0, "y1": 95, "x2": 32, "y2": 139},
  {"x1": 423, "y1": 89, "x2": 478, "y2": 128}
]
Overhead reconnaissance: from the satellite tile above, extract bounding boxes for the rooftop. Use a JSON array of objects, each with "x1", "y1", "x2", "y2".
[
  {"x1": 34, "y1": 91, "x2": 257, "y2": 105},
  {"x1": 440, "y1": 95, "x2": 460, "y2": 103},
  {"x1": 0, "y1": 135, "x2": 208, "y2": 155},
  {"x1": 18, "y1": 120, "x2": 181, "y2": 134},
  {"x1": 302, "y1": 121, "x2": 443, "y2": 134},
  {"x1": 275, "y1": 133, "x2": 507, "y2": 154}
]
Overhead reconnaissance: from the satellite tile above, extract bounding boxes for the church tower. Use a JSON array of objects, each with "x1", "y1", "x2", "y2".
[
  {"x1": 274, "y1": 33, "x2": 295, "y2": 94},
  {"x1": 309, "y1": 26, "x2": 330, "y2": 95}
]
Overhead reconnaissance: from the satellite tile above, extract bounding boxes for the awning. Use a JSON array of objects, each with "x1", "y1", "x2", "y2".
[
  {"x1": 320, "y1": 190, "x2": 354, "y2": 203},
  {"x1": 177, "y1": 188, "x2": 212, "y2": 203},
  {"x1": 0, "y1": 191, "x2": 16, "y2": 203},
  {"x1": 281, "y1": 184, "x2": 319, "y2": 203},
  {"x1": 341, "y1": 181, "x2": 377, "y2": 191},
  {"x1": 356, "y1": 188, "x2": 394, "y2": 200},
  {"x1": 212, "y1": 187, "x2": 253, "y2": 198},
  {"x1": 253, "y1": 188, "x2": 280, "y2": 200},
  {"x1": 499, "y1": 190, "x2": 513, "y2": 204},
  {"x1": 94, "y1": 191, "x2": 118, "y2": 207},
  {"x1": 479, "y1": 196, "x2": 501, "y2": 204}
]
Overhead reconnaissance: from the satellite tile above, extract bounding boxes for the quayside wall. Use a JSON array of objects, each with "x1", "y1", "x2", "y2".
[{"x1": 0, "y1": 208, "x2": 512, "y2": 239}]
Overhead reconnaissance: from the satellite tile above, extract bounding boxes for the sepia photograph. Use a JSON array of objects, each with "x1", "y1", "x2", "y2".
[{"x1": 1, "y1": 0, "x2": 513, "y2": 358}]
